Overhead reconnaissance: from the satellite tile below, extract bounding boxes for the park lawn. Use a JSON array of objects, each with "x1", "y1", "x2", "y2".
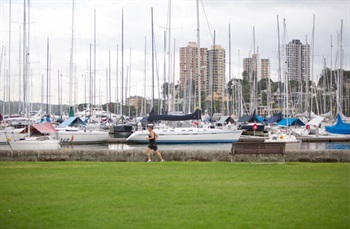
[{"x1": 0, "y1": 162, "x2": 349, "y2": 229}]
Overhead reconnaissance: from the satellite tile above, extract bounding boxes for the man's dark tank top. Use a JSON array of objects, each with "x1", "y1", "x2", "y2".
[{"x1": 149, "y1": 132, "x2": 156, "y2": 144}]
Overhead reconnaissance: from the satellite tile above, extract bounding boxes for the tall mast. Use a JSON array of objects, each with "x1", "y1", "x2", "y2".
[
  {"x1": 121, "y1": 9, "x2": 124, "y2": 115},
  {"x1": 128, "y1": 47, "x2": 131, "y2": 117},
  {"x1": 323, "y1": 58, "x2": 327, "y2": 114},
  {"x1": 151, "y1": 8, "x2": 155, "y2": 109},
  {"x1": 69, "y1": 0, "x2": 74, "y2": 108},
  {"x1": 108, "y1": 50, "x2": 111, "y2": 113},
  {"x1": 161, "y1": 30, "x2": 166, "y2": 113},
  {"x1": 2, "y1": 47, "x2": 6, "y2": 116},
  {"x1": 228, "y1": 23, "x2": 231, "y2": 116},
  {"x1": 27, "y1": 0, "x2": 30, "y2": 116},
  {"x1": 172, "y1": 39, "x2": 176, "y2": 112},
  {"x1": 18, "y1": 25, "x2": 21, "y2": 113},
  {"x1": 211, "y1": 30, "x2": 216, "y2": 115},
  {"x1": 330, "y1": 36, "x2": 333, "y2": 118},
  {"x1": 41, "y1": 73, "x2": 43, "y2": 115},
  {"x1": 283, "y1": 19, "x2": 289, "y2": 129},
  {"x1": 105, "y1": 68, "x2": 108, "y2": 112},
  {"x1": 23, "y1": 0, "x2": 27, "y2": 117},
  {"x1": 267, "y1": 60, "x2": 271, "y2": 117},
  {"x1": 310, "y1": 14, "x2": 315, "y2": 114},
  {"x1": 238, "y1": 49, "x2": 241, "y2": 116},
  {"x1": 143, "y1": 37, "x2": 147, "y2": 115},
  {"x1": 276, "y1": 15, "x2": 282, "y2": 111},
  {"x1": 337, "y1": 19, "x2": 343, "y2": 115},
  {"x1": 252, "y1": 26, "x2": 257, "y2": 114},
  {"x1": 93, "y1": 8, "x2": 96, "y2": 107},
  {"x1": 8, "y1": 0, "x2": 11, "y2": 115},
  {"x1": 58, "y1": 69, "x2": 60, "y2": 115},
  {"x1": 115, "y1": 45, "x2": 119, "y2": 114},
  {"x1": 196, "y1": 0, "x2": 201, "y2": 110},
  {"x1": 46, "y1": 38, "x2": 49, "y2": 114},
  {"x1": 60, "y1": 73, "x2": 63, "y2": 115},
  {"x1": 167, "y1": 0, "x2": 171, "y2": 114},
  {"x1": 89, "y1": 43, "x2": 92, "y2": 107}
]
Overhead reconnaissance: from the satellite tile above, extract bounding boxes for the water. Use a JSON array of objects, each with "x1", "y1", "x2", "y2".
[
  {"x1": 0, "y1": 142, "x2": 349, "y2": 151},
  {"x1": 300, "y1": 142, "x2": 350, "y2": 150}
]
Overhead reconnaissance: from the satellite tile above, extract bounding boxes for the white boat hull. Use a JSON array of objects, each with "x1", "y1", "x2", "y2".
[
  {"x1": 56, "y1": 129, "x2": 109, "y2": 144},
  {"x1": 126, "y1": 128, "x2": 242, "y2": 144},
  {"x1": 265, "y1": 133, "x2": 301, "y2": 151},
  {"x1": 8, "y1": 137, "x2": 61, "y2": 151},
  {"x1": 0, "y1": 129, "x2": 27, "y2": 144}
]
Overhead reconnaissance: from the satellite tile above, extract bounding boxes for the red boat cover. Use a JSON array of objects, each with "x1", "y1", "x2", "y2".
[{"x1": 20, "y1": 122, "x2": 57, "y2": 134}]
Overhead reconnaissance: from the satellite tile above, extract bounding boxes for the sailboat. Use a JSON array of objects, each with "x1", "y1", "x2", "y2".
[
  {"x1": 7, "y1": 0, "x2": 60, "y2": 150},
  {"x1": 325, "y1": 114, "x2": 350, "y2": 135},
  {"x1": 126, "y1": 109, "x2": 242, "y2": 143},
  {"x1": 56, "y1": 109, "x2": 109, "y2": 144},
  {"x1": 265, "y1": 18, "x2": 300, "y2": 150},
  {"x1": 7, "y1": 122, "x2": 60, "y2": 150},
  {"x1": 127, "y1": 2, "x2": 242, "y2": 144},
  {"x1": 111, "y1": 9, "x2": 134, "y2": 138}
]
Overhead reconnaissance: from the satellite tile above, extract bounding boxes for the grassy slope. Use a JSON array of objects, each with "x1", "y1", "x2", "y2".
[{"x1": 0, "y1": 162, "x2": 349, "y2": 229}]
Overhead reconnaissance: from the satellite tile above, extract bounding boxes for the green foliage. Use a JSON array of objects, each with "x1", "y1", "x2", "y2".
[{"x1": 0, "y1": 162, "x2": 349, "y2": 229}]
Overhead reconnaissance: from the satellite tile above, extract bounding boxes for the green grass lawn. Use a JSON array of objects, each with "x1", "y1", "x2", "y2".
[{"x1": 0, "y1": 162, "x2": 349, "y2": 229}]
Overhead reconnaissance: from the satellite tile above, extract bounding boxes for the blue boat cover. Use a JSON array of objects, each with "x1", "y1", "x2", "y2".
[
  {"x1": 59, "y1": 117, "x2": 86, "y2": 127},
  {"x1": 237, "y1": 110, "x2": 263, "y2": 123},
  {"x1": 255, "y1": 114, "x2": 266, "y2": 122},
  {"x1": 325, "y1": 114, "x2": 350, "y2": 134},
  {"x1": 237, "y1": 114, "x2": 252, "y2": 123},
  {"x1": 265, "y1": 112, "x2": 283, "y2": 124},
  {"x1": 148, "y1": 108, "x2": 201, "y2": 122},
  {"x1": 276, "y1": 118, "x2": 305, "y2": 126}
]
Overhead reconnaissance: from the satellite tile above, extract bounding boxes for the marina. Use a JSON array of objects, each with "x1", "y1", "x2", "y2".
[
  {"x1": 0, "y1": 0, "x2": 349, "y2": 158},
  {"x1": 0, "y1": 2, "x2": 349, "y2": 229}
]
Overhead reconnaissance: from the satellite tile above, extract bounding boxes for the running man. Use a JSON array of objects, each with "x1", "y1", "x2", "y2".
[{"x1": 146, "y1": 124, "x2": 164, "y2": 162}]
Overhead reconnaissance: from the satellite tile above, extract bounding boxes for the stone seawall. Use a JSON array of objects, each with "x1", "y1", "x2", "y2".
[{"x1": 0, "y1": 149, "x2": 349, "y2": 162}]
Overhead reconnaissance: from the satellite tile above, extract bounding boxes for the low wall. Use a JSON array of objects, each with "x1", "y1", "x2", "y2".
[{"x1": 0, "y1": 149, "x2": 349, "y2": 162}]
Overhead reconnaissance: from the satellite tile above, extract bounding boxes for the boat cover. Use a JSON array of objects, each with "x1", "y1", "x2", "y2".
[
  {"x1": 147, "y1": 108, "x2": 201, "y2": 122},
  {"x1": 265, "y1": 112, "x2": 283, "y2": 124},
  {"x1": 20, "y1": 122, "x2": 57, "y2": 134},
  {"x1": 307, "y1": 116, "x2": 324, "y2": 126},
  {"x1": 59, "y1": 117, "x2": 86, "y2": 127},
  {"x1": 216, "y1": 116, "x2": 235, "y2": 125},
  {"x1": 255, "y1": 114, "x2": 266, "y2": 122},
  {"x1": 276, "y1": 118, "x2": 305, "y2": 127},
  {"x1": 325, "y1": 114, "x2": 350, "y2": 134},
  {"x1": 237, "y1": 110, "x2": 263, "y2": 123}
]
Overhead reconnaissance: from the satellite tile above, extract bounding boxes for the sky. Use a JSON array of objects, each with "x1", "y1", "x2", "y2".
[{"x1": 0, "y1": 0, "x2": 349, "y2": 105}]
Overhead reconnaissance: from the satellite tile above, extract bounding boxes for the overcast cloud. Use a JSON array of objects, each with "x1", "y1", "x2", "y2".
[{"x1": 0, "y1": 0, "x2": 349, "y2": 105}]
